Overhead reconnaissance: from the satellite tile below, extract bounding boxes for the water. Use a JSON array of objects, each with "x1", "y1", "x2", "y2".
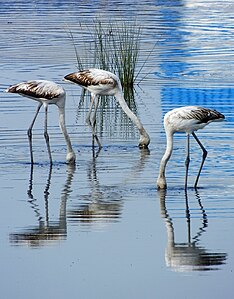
[{"x1": 0, "y1": 1, "x2": 234, "y2": 298}]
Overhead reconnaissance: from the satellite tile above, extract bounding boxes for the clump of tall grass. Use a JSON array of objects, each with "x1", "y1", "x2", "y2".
[{"x1": 66, "y1": 19, "x2": 142, "y2": 88}]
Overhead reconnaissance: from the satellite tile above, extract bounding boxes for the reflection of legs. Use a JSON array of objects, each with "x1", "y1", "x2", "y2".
[
  {"x1": 184, "y1": 189, "x2": 191, "y2": 244},
  {"x1": 27, "y1": 103, "x2": 42, "y2": 164},
  {"x1": 44, "y1": 164, "x2": 53, "y2": 223},
  {"x1": 192, "y1": 132, "x2": 207, "y2": 188},
  {"x1": 195, "y1": 188, "x2": 208, "y2": 230},
  {"x1": 184, "y1": 133, "x2": 190, "y2": 189},
  {"x1": 44, "y1": 104, "x2": 53, "y2": 165}
]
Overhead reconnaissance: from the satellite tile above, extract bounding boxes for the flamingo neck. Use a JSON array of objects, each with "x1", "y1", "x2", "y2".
[
  {"x1": 115, "y1": 89, "x2": 150, "y2": 147},
  {"x1": 58, "y1": 106, "x2": 76, "y2": 164},
  {"x1": 157, "y1": 129, "x2": 174, "y2": 189}
]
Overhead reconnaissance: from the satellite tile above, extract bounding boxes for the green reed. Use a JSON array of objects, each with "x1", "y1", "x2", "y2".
[{"x1": 67, "y1": 19, "x2": 142, "y2": 88}]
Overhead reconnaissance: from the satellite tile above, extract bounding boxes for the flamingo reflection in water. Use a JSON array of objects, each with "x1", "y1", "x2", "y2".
[
  {"x1": 159, "y1": 189, "x2": 227, "y2": 272},
  {"x1": 9, "y1": 150, "x2": 124, "y2": 242},
  {"x1": 67, "y1": 148, "x2": 123, "y2": 228},
  {"x1": 67, "y1": 147, "x2": 150, "y2": 229},
  {"x1": 9, "y1": 146, "x2": 150, "y2": 243},
  {"x1": 9, "y1": 164, "x2": 76, "y2": 247}
]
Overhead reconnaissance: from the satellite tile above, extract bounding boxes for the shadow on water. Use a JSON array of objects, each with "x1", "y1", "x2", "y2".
[{"x1": 158, "y1": 189, "x2": 227, "y2": 272}]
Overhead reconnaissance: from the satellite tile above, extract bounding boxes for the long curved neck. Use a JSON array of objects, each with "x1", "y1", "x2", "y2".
[
  {"x1": 57, "y1": 105, "x2": 75, "y2": 161},
  {"x1": 157, "y1": 129, "x2": 174, "y2": 188},
  {"x1": 115, "y1": 88, "x2": 148, "y2": 138}
]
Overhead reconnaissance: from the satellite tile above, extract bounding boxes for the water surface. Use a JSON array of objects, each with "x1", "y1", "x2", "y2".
[{"x1": 0, "y1": 1, "x2": 234, "y2": 299}]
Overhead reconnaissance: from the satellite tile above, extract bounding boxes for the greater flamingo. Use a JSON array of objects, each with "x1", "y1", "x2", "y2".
[
  {"x1": 157, "y1": 106, "x2": 225, "y2": 189},
  {"x1": 6, "y1": 80, "x2": 76, "y2": 165},
  {"x1": 64, "y1": 68, "x2": 150, "y2": 149}
]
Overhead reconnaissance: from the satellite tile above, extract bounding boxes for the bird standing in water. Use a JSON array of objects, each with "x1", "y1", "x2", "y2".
[
  {"x1": 6, "y1": 80, "x2": 76, "y2": 165},
  {"x1": 64, "y1": 68, "x2": 150, "y2": 149},
  {"x1": 157, "y1": 106, "x2": 225, "y2": 189}
]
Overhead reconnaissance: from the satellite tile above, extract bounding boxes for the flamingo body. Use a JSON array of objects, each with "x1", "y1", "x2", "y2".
[
  {"x1": 64, "y1": 68, "x2": 150, "y2": 149},
  {"x1": 64, "y1": 68, "x2": 118, "y2": 96},
  {"x1": 164, "y1": 106, "x2": 224, "y2": 134},
  {"x1": 6, "y1": 80, "x2": 65, "y2": 103},
  {"x1": 6, "y1": 80, "x2": 76, "y2": 165},
  {"x1": 157, "y1": 106, "x2": 225, "y2": 189}
]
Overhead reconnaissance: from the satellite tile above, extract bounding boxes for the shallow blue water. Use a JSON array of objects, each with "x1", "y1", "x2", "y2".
[{"x1": 0, "y1": 1, "x2": 234, "y2": 299}]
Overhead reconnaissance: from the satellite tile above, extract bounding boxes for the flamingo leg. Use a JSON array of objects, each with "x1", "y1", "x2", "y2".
[
  {"x1": 92, "y1": 129, "x2": 102, "y2": 149},
  {"x1": 92, "y1": 95, "x2": 100, "y2": 129},
  {"x1": 86, "y1": 93, "x2": 95, "y2": 125},
  {"x1": 43, "y1": 104, "x2": 53, "y2": 165},
  {"x1": 192, "y1": 132, "x2": 207, "y2": 188},
  {"x1": 184, "y1": 133, "x2": 190, "y2": 189},
  {"x1": 27, "y1": 103, "x2": 42, "y2": 164},
  {"x1": 92, "y1": 96, "x2": 102, "y2": 149},
  {"x1": 86, "y1": 94, "x2": 102, "y2": 149}
]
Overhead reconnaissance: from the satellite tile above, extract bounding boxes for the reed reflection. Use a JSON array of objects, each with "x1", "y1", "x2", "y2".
[
  {"x1": 9, "y1": 164, "x2": 76, "y2": 247},
  {"x1": 159, "y1": 189, "x2": 227, "y2": 272},
  {"x1": 75, "y1": 86, "x2": 139, "y2": 145}
]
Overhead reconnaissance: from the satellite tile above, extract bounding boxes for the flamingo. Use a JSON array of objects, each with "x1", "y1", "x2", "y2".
[
  {"x1": 64, "y1": 68, "x2": 150, "y2": 149},
  {"x1": 157, "y1": 106, "x2": 225, "y2": 189},
  {"x1": 6, "y1": 80, "x2": 76, "y2": 165}
]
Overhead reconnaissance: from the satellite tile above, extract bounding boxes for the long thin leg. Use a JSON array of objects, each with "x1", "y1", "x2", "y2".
[
  {"x1": 27, "y1": 103, "x2": 42, "y2": 164},
  {"x1": 91, "y1": 129, "x2": 102, "y2": 149},
  {"x1": 92, "y1": 95, "x2": 100, "y2": 129},
  {"x1": 92, "y1": 96, "x2": 102, "y2": 149},
  {"x1": 86, "y1": 94, "x2": 102, "y2": 149},
  {"x1": 192, "y1": 132, "x2": 207, "y2": 188},
  {"x1": 184, "y1": 133, "x2": 190, "y2": 189},
  {"x1": 86, "y1": 94, "x2": 95, "y2": 125},
  {"x1": 44, "y1": 104, "x2": 53, "y2": 165}
]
